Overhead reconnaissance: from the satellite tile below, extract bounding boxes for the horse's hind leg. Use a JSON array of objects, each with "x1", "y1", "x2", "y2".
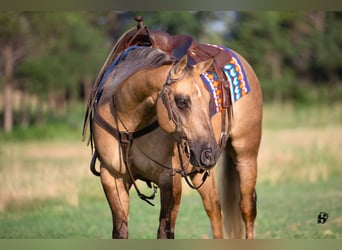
[
  {"x1": 222, "y1": 145, "x2": 257, "y2": 239},
  {"x1": 235, "y1": 155, "x2": 257, "y2": 239},
  {"x1": 190, "y1": 170, "x2": 223, "y2": 238},
  {"x1": 157, "y1": 173, "x2": 182, "y2": 239},
  {"x1": 100, "y1": 164, "x2": 130, "y2": 239}
]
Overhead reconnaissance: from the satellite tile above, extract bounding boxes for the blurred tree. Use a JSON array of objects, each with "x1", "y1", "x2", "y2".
[
  {"x1": 14, "y1": 12, "x2": 109, "y2": 124},
  {"x1": 1, "y1": 11, "x2": 341, "y2": 133},
  {"x1": 310, "y1": 12, "x2": 342, "y2": 85},
  {"x1": 228, "y1": 11, "x2": 342, "y2": 102},
  {"x1": 126, "y1": 11, "x2": 216, "y2": 40},
  {"x1": 0, "y1": 13, "x2": 28, "y2": 132}
]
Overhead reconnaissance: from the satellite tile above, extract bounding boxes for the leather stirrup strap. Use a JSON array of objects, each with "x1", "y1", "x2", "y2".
[
  {"x1": 119, "y1": 132, "x2": 157, "y2": 206},
  {"x1": 93, "y1": 104, "x2": 159, "y2": 206}
]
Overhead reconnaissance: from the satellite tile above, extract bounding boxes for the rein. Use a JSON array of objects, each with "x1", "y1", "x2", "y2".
[
  {"x1": 133, "y1": 138, "x2": 210, "y2": 189},
  {"x1": 176, "y1": 142, "x2": 210, "y2": 189}
]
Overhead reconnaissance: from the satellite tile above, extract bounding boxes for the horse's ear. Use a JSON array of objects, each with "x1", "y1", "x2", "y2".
[
  {"x1": 194, "y1": 57, "x2": 213, "y2": 74},
  {"x1": 171, "y1": 55, "x2": 188, "y2": 77}
]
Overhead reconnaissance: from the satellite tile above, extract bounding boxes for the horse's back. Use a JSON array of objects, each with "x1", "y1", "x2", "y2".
[{"x1": 228, "y1": 51, "x2": 263, "y2": 157}]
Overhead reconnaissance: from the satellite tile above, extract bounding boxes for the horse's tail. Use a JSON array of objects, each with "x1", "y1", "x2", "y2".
[{"x1": 218, "y1": 151, "x2": 245, "y2": 238}]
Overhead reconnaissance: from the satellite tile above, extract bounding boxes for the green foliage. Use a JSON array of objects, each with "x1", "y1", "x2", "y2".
[
  {"x1": 228, "y1": 11, "x2": 342, "y2": 89},
  {"x1": 16, "y1": 57, "x2": 71, "y2": 96},
  {"x1": 0, "y1": 13, "x2": 29, "y2": 46},
  {"x1": 0, "y1": 103, "x2": 84, "y2": 142},
  {"x1": 1, "y1": 11, "x2": 342, "y2": 134},
  {"x1": 130, "y1": 11, "x2": 215, "y2": 39},
  {"x1": 13, "y1": 12, "x2": 108, "y2": 100}
]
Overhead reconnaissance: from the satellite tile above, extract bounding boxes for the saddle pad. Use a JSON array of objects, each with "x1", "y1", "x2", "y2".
[{"x1": 201, "y1": 45, "x2": 251, "y2": 114}]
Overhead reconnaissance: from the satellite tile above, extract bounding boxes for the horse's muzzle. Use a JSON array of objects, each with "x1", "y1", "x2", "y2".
[
  {"x1": 190, "y1": 144, "x2": 220, "y2": 169},
  {"x1": 200, "y1": 147, "x2": 216, "y2": 167}
]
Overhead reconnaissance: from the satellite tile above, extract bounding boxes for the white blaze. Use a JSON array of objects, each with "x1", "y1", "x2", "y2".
[{"x1": 195, "y1": 83, "x2": 202, "y2": 97}]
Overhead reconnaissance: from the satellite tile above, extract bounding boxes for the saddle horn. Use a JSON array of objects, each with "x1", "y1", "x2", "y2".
[{"x1": 135, "y1": 16, "x2": 145, "y2": 30}]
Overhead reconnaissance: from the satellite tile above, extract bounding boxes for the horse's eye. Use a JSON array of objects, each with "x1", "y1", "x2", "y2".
[{"x1": 175, "y1": 95, "x2": 190, "y2": 110}]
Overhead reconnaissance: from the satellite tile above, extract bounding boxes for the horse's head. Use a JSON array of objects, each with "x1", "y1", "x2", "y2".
[{"x1": 156, "y1": 55, "x2": 220, "y2": 169}]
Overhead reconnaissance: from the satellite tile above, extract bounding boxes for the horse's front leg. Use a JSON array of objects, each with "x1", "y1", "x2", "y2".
[
  {"x1": 157, "y1": 173, "x2": 182, "y2": 239},
  {"x1": 190, "y1": 169, "x2": 223, "y2": 239},
  {"x1": 100, "y1": 164, "x2": 130, "y2": 239}
]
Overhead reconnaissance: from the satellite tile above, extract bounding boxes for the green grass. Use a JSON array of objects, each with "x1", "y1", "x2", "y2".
[
  {"x1": 0, "y1": 103, "x2": 85, "y2": 142},
  {"x1": 256, "y1": 180, "x2": 342, "y2": 239},
  {"x1": 0, "y1": 181, "x2": 209, "y2": 239},
  {"x1": 0, "y1": 103, "x2": 342, "y2": 239},
  {"x1": 1, "y1": 179, "x2": 341, "y2": 239},
  {"x1": 263, "y1": 102, "x2": 342, "y2": 129}
]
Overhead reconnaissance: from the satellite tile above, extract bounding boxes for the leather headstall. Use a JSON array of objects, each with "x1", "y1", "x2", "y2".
[{"x1": 159, "y1": 72, "x2": 188, "y2": 144}]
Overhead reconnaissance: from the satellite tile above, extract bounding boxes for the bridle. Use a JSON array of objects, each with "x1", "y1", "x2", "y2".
[
  {"x1": 92, "y1": 64, "x2": 210, "y2": 206},
  {"x1": 85, "y1": 16, "x2": 232, "y2": 206},
  {"x1": 156, "y1": 70, "x2": 212, "y2": 189},
  {"x1": 159, "y1": 70, "x2": 188, "y2": 143}
]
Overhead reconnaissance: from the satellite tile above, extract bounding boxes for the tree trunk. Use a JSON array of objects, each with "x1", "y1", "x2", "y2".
[
  {"x1": 3, "y1": 83, "x2": 13, "y2": 132},
  {"x1": 20, "y1": 89, "x2": 30, "y2": 128},
  {"x1": 2, "y1": 45, "x2": 14, "y2": 133}
]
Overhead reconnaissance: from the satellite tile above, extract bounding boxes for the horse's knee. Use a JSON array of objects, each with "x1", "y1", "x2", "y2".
[
  {"x1": 199, "y1": 185, "x2": 221, "y2": 216},
  {"x1": 240, "y1": 189, "x2": 257, "y2": 216}
]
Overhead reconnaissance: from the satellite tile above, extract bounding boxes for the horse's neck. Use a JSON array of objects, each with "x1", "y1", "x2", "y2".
[{"x1": 114, "y1": 65, "x2": 171, "y2": 131}]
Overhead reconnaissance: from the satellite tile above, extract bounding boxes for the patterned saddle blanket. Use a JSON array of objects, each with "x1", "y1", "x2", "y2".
[{"x1": 200, "y1": 44, "x2": 250, "y2": 114}]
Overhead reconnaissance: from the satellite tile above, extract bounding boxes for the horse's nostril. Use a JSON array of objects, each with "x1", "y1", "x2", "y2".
[
  {"x1": 200, "y1": 148, "x2": 213, "y2": 166},
  {"x1": 205, "y1": 150, "x2": 211, "y2": 159}
]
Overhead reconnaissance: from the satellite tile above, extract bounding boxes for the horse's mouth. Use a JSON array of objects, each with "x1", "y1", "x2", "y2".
[
  {"x1": 183, "y1": 140, "x2": 218, "y2": 169},
  {"x1": 189, "y1": 153, "x2": 201, "y2": 167}
]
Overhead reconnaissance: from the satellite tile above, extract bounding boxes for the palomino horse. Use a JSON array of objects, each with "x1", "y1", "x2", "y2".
[
  {"x1": 85, "y1": 46, "x2": 220, "y2": 238},
  {"x1": 83, "y1": 19, "x2": 262, "y2": 239}
]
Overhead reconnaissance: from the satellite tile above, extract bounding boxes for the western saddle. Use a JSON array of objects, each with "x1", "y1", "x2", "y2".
[
  {"x1": 84, "y1": 16, "x2": 232, "y2": 147},
  {"x1": 94, "y1": 16, "x2": 232, "y2": 110}
]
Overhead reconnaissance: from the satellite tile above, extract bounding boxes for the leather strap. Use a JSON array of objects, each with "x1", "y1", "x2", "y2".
[
  {"x1": 93, "y1": 104, "x2": 160, "y2": 206},
  {"x1": 94, "y1": 108, "x2": 159, "y2": 142}
]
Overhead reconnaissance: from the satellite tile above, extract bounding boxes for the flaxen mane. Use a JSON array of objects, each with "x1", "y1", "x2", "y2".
[
  {"x1": 82, "y1": 46, "x2": 175, "y2": 142},
  {"x1": 100, "y1": 47, "x2": 176, "y2": 103}
]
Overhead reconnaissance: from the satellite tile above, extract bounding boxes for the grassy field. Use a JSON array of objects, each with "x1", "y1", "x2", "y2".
[{"x1": 0, "y1": 103, "x2": 342, "y2": 239}]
